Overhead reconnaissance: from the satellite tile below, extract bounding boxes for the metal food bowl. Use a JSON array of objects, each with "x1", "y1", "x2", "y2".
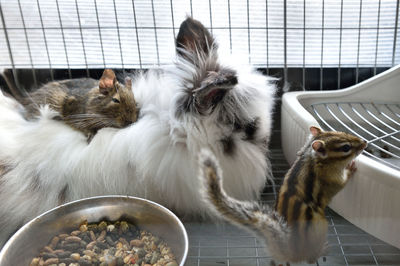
[{"x1": 0, "y1": 195, "x2": 188, "y2": 265}]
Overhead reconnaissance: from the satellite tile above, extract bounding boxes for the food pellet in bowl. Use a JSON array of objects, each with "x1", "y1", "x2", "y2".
[{"x1": 30, "y1": 220, "x2": 179, "y2": 266}]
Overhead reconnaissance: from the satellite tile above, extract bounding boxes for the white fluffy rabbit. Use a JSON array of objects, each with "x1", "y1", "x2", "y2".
[{"x1": 0, "y1": 18, "x2": 276, "y2": 247}]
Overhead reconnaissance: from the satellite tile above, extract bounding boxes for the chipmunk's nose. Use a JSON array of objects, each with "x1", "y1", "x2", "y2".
[{"x1": 361, "y1": 140, "x2": 368, "y2": 149}]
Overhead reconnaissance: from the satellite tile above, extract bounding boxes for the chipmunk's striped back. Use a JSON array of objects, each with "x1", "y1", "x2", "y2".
[
  {"x1": 274, "y1": 155, "x2": 328, "y2": 263},
  {"x1": 276, "y1": 128, "x2": 368, "y2": 224},
  {"x1": 199, "y1": 126, "x2": 367, "y2": 264}
]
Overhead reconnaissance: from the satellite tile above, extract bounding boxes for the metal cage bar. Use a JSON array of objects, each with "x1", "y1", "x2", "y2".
[
  {"x1": 0, "y1": 3, "x2": 20, "y2": 93},
  {"x1": 283, "y1": 0, "x2": 287, "y2": 83},
  {"x1": 337, "y1": 0, "x2": 344, "y2": 90},
  {"x1": 310, "y1": 102, "x2": 400, "y2": 171},
  {"x1": 329, "y1": 216, "x2": 349, "y2": 266},
  {"x1": 355, "y1": 0, "x2": 363, "y2": 84},
  {"x1": 131, "y1": 0, "x2": 142, "y2": 69},
  {"x1": 393, "y1": 0, "x2": 399, "y2": 66},
  {"x1": 75, "y1": 0, "x2": 90, "y2": 76},
  {"x1": 265, "y1": 0, "x2": 269, "y2": 74},
  {"x1": 92, "y1": 0, "x2": 106, "y2": 69},
  {"x1": 169, "y1": 0, "x2": 176, "y2": 39},
  {"x1": 208, "y1": 0, "x2": 213, "y2": 35},
  {"x1": 150, "y1": 0, "x2": 160, "y2": 66},
  {"x1": 112, "y1": 0, "x2": 125, "y2": 71},
  {"x1": 1, "y1": 25, "x2": 398, "y2": 31},
  {"x1": 55, "y1": 0, "x2": 72, "y2": 79},
  {"x1": 360, "y1": 103, "x2": 400, "y2": 142},
  {"x1": 338, "y1": 104, "x2": 400, "y2": 154},
  {"x1": 320, "y1": 0, "x2": 325, "y2": 91},
  {"x1": 302, "y1": 0, "x2": 306, "y2": 90},
  {"x1": 17, "y1": 0, "x2": 37, "y2": 86},
  {"x1": 246, "y1": 0, "x2": 251, "y2": 64},
  {"x1": 373, "y1": 0, "x2": 382, "y2": 76},
  {"x1": 384, "y1": 104, "x2": 400, "y2": 125},
  {"x1": 227, "y1": 0, "x2": 232, "y2": 54},
  {"x1": 36, "y1": 0, "x2": 54, "y2": 81}
]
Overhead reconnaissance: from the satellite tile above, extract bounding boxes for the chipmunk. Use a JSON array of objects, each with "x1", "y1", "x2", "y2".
[
  {"x1": 19, "y1": 69, "x2": 137, "y2": 141},
  {"x1": 199, "y1": 126, "x2": 367, "y2": 265}
]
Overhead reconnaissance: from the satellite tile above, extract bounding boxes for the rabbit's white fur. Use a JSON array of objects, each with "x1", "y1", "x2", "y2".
[{"x1": 0, "y1": 19, "x2": 276, "y2": 247}]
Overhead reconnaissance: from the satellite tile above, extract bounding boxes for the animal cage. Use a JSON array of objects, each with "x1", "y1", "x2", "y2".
[{"x1": 1, "y1": 0, "x2": 400, "y2": 265}]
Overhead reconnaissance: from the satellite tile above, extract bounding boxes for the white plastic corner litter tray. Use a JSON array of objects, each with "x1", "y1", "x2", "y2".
[{"x1": 281, "y1": 65, "x2": 400, "y2": 250}]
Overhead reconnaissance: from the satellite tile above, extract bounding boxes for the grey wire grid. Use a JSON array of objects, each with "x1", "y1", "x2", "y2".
[
  {"x1": 310, "y1": 102, "x2": 400, "y2": 171},
  {"x1": 0, "y1": 0, "x2": 399, "y2": 91},
  {"x1": 183, "y1": 136, "x2": 400, "y2": 266}
]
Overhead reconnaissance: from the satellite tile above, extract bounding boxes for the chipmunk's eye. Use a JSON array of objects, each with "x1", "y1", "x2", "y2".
[
  {"x1": 112, "y1": 98, "x2": 120, "y2": 103},
  {"x1": 341, "y1": 144, "x2": 351, "y2": 152}
]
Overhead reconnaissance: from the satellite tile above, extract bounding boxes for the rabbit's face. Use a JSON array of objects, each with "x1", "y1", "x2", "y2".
[
  {"x1": 174, "y1": 18, "x2": 239, "y2": 120},
  {"x1": 173, "y1": 18, "x2": 276, "y2": 156}
]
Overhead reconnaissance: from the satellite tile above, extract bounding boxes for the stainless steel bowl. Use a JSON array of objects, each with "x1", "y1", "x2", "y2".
[{"x1": 0, "y1": 195, "x2": 188, "y2": 265}]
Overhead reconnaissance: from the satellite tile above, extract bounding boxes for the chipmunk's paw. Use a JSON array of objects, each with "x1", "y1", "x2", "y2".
[{"x1": 345, "y1": 160, "x2": 357, "y2": 179}]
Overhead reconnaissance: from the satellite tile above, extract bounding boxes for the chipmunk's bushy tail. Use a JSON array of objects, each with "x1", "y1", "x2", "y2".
[{"x1": 198, "y1": 149, "x2": 290, "y2": 252}]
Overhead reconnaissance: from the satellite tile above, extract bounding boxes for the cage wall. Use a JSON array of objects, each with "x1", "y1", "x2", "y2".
[{"x1": 0, "y1": 0, "x2": 399, "y2": 93}]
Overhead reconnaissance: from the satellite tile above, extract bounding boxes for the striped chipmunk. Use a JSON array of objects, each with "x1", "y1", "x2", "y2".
[{"x1": 199, "y1": 126, "x2": 367, "y2": 265}]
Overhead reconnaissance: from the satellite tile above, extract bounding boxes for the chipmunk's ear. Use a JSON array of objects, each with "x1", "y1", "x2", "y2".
[
  {"x1": 99, "y1": 69, "x2": 117, "y2": 95},
  {"x1": 176, "y1": 17, "x2": 217, "y2": 61},
  {"x1": 312, "y1": 140, "x2": 326, "y2": 157},
  {"x1": 310, "y1": 126, "x2": 322, "y2": 137},
  {"x1": 124, "y1": 77, "x2": 132, "y2": 90}
]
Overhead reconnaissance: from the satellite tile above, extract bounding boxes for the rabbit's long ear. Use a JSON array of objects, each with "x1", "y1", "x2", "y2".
[{"x1": 176, "y1": 17, "x2": 217, "y2": 61}]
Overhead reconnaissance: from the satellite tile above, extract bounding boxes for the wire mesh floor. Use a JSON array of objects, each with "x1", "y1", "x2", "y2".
[
  {"x1": 309, "y1": 102, "x2": 400, "y2": 171},
  {"x1": 183, "y1": 132, "x2": 400, "y2": 266}
]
